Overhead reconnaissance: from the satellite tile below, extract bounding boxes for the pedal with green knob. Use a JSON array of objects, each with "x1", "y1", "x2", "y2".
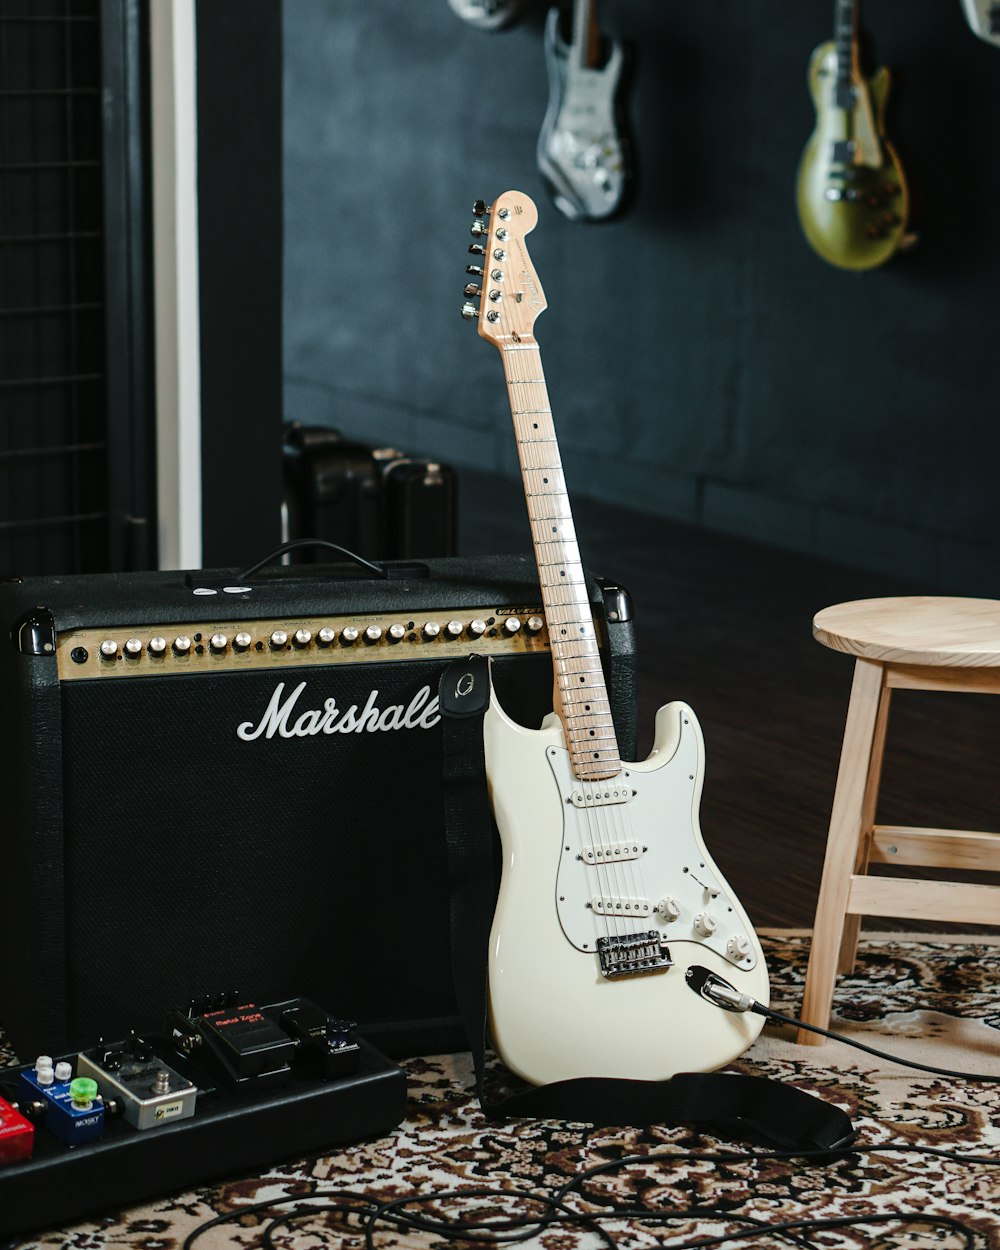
[{"x1": 17, "y1": 1059, "x2": 105, "y2": 1145}]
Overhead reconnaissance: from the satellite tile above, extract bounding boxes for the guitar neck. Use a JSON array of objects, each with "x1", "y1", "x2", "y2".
[
  {"x1": 572, "y1": 0, "x2": 601, "y2": 69},
  {"x1": 501, "y1": 339, "x2": 622, "y2": 781},
  {"x1": 833, "y1": 0, "x2": 859, "y2": 94}
]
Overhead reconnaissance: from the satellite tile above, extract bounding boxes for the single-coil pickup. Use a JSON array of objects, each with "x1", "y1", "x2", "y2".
[
  {"x1": 570, "y1": 784, "x2": 632, "y2": 809},
  {"x1": 580, "y1": 842, "x2": 641, "y2": 864},
  {"x1": 590, "y1": 896, "x2": 652, "y2": 917}
]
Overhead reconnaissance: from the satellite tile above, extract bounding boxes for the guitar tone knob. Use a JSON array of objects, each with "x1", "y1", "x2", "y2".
[
  {"x1": 694, "y1": 912, "x2": 718, "y2": 937},
  {"x1": 341, "y1": 626, "x2": 359, "y2": 644},
  {"x1": 124, "y1": 637, "x2": 143, "y2": 657},
  {"x1": 233, "y1": 632, "x2": 252, "y2": 652},
  {"x1": 446, "y1": 620, "x2": 464, "y2": 638},
  {"x1": 727, "y1": 935, "x2": 752, "y2": 959},
  {"x1": 209, "y1": 633, "x2": 228, "y2": 653}
]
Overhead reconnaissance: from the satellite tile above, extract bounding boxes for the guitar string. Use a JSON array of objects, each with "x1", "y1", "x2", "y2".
[{"x1": 499, "y1": 317, "x2": 627, "y2": 943}]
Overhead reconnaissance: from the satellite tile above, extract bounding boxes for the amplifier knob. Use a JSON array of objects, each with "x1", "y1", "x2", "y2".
[
  {"x1": 233, "y1": 632, "x2": 252, "y2": 652},
  {"x1": 173, "y1": 636, "x2": 192, "y2": 655},
  {"x1": 341, "y1": 626, "x2": 359, "y2": 645},
  {"x1": 527, "y1": 615, "x2": 544, "y2": 633},
  {"x1": 269, "y1": 630, "x2": 288, "y2": 649},
  {"x1": 149, "y1": 636, "x2": 167, "y2": 656},
  {"x1": 293, "y1": 628, "x2": 312, "y2": 648},
  {"x1": 209, "y1": 633, "x2": 228, "y2": 653},
  {"x1": 446, "y1": 620, "x2": 464, "y2": 638},
  {"x1": 469, "y1": 619, "x2": 487, "y2": 636},
  {"x1": 503, "y1": 617, "x2": 522, "y2": 634},
  {"x1": 388, "y1": 623, "x2": 406, "y2": 642},
  {"x1": 317, "y1": 627, "x2": 335, "y2": 647},
  {"x1": 124, "y1": 637, "x2": 143, "y2": 657},
  {"x1": 364, "y1": 625, "x2": 383, "y2": 643},
  {"x1": 422, "y1": 621, "x2": 441, "y2": 639},
  {"x1": 99, "y1": 640, "x2": 118, "y2": 660}
]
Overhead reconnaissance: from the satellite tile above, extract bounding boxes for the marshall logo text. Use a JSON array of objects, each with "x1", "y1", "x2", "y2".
[{"x1": 237, "y1": 680, "x2": 441, "y2": 741}]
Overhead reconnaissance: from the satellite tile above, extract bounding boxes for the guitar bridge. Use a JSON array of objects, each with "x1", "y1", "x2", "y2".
[{"x1": 597, "y1": 932, "x2": 673, "y2": 979}]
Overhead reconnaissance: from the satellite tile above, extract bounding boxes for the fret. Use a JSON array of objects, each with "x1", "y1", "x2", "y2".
[{"x1": 500, "y1": 337, "x2": 622, "y2": 779}]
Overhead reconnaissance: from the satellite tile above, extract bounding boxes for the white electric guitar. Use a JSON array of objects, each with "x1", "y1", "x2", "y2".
[{"x1": 460, "y1": 191, "x2": 768, "y2": 1087}]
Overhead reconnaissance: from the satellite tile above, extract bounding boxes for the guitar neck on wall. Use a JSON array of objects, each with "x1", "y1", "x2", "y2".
[
  {"x1": 460, "y1": 193, "x2": 768, "y2": 1087},
  {"x1": 795, "y1": 0, "x2": 914, "y2": 271}
]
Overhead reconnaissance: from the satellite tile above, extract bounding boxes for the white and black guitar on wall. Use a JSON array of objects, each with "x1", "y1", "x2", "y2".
[
  {"x1": 460, "y1": 193, "x2": 768, "y2": 1086},
  {"x1": 537, "y1": 0, "x2": 632, "y2": 221},
  {"x1": 961, "y1": 0, "x2": 1000, "y2": 45}
]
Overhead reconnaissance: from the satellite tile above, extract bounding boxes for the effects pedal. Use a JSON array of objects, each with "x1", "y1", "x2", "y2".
[
  {"x1": 0, "y1": 1097, "x2": 33, "y2": 1163},
  {"x1": 17, "y1": 1057, "x2": 105, "y2": 1146},
  {"x1": 77, "y1": 1034, "x2": 197, "y2": 1130}
]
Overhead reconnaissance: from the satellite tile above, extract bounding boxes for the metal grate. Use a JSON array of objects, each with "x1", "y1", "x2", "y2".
[{"x1": 0, "y1": 0, "x2": 111, "y2": 574}]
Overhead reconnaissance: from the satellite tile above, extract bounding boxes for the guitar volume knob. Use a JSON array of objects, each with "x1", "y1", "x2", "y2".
[{"x1": 657, "y1": 896, "x2": 682, "y2": 922}]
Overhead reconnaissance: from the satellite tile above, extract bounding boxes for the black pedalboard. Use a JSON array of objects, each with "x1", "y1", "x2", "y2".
[{"x1": 0, "y1": 997, "x2": 406, "y2": 1238}]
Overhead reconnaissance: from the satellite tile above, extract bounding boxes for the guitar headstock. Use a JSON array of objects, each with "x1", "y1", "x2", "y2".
[{"x1": 461, "y1": 190, "x2": 546, "y2": 348}]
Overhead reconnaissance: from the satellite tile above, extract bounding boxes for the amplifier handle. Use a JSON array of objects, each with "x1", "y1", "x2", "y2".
[{"x1": 236, "y1": 540, "x2": 429, "y2": 582}]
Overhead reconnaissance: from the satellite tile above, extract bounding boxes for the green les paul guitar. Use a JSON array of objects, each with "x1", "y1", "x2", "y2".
[{"x1": 796, "y1": 0, "x2": 913, "y2": 271}]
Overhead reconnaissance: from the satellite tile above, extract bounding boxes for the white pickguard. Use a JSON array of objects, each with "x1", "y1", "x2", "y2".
[{"x1": 485, "y1": 686, "x2": 769, "y2": 1087}]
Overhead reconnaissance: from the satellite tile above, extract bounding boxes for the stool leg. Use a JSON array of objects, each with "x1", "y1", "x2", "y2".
[
  {"x1": 837, "y1": 676, "x2": 892, "y2": 975},
  {"x1": 798, "y1": 658, "x2": 887, "y2": 1045}
]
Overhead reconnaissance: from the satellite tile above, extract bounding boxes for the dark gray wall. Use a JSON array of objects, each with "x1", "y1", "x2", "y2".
[{"x1": 283, "y1": 1, "x2": 1000, "y2": 591}]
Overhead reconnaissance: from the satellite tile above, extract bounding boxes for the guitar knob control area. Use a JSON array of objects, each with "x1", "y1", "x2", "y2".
[{"x1": 693, "y1": 912, "x2": 718, "y2": 937}]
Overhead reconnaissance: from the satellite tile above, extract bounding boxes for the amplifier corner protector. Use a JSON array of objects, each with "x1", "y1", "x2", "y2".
[{"x1": 15, "y1": 608, "x2": 56, "y2": 657}]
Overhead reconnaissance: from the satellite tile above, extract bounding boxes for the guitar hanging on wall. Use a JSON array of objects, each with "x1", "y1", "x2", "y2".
[
  {"x1": 961, "y1": 0, "x2": 1000, "y2": 46},
  {"x1": 460, "y1": 192, "x2": 768, "y2": 1086},
  {"x1": 537, "y1": 0, "x2": 631, "y2": 222},
  {"x1": 796, "y1": 0, "x2": 913, "y2": 271}
]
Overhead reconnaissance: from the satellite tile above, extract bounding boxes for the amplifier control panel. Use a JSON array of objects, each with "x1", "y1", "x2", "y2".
[{"x1": 55, "y1": 605, "x2": 553, "y2": 680}]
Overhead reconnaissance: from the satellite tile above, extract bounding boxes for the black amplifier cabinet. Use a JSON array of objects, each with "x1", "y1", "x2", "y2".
[{"x1": 0, "y1": 555, "x2": 636, "y2": 1062}]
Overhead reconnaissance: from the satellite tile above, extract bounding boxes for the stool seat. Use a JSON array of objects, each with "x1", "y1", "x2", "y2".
[
  {"x1": 799, "y1": 596, "x2": 1000, "y2": 1046},
  {"x1": 814, "y1": 596, "x2": 1000, "y2": 667}
]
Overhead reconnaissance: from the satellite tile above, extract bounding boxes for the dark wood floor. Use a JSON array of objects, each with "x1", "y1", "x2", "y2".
[{"x1": 459, "y1": 468, "x2": 1000, "y2": 931}]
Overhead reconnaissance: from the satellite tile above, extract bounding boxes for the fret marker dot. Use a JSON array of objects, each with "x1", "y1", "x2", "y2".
[{"x1": 543, "y1": 477, "x2": 549, "y2": 484}]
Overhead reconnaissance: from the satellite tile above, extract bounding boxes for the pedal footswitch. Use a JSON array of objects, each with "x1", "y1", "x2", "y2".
[{"x1": 77, "y1": 1034, "x2": 197, "y2": 1130}]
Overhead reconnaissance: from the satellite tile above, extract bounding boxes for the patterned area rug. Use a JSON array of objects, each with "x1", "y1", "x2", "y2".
[{"x1": 4, "y1": 932, "x2": 999, "y2": 1250}]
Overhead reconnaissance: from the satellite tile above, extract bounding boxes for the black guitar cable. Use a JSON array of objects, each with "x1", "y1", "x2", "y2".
[{"x1": 690, "y1": 966, "x2": 1000, "y2": 1083}]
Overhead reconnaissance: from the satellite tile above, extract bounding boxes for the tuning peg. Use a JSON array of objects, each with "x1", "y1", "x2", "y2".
[
  {"x1": 468, "y1": 243, "x2": 485, "y2": 256},
  {"x1": 470, "y1": 220, "x2": 487, "y2": 237},
  {"x1": 466, "y1": 264, "x2": 483, "y2": 277},
  {"x1": 472, "y1": 200, "x2": 489, "y2": 217},
  {"x1": 460, "y1": 302, "x2": 478, "y2": 320},
  {"x1": 464, "y1": 283, "x2": 481, "y2": 298}
]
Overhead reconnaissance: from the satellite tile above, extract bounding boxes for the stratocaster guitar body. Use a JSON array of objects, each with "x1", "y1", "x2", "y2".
[
  {"x1": 459, "y1": 190, "x2": 768, "y2": 1088},
  {"x1": 485, "y1": 692, "x2": 767, "y2": 1085},
  {"x1": 796, "y1": 0, "x2": 911, "y2": 273},
  {"x1": 537, "y1": 1, "x2": 629, "y2": 222}
]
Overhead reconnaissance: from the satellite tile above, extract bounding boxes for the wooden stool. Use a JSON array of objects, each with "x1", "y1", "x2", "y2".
[{"x1": 798, "y1": 596, "x2": 1000, "y2": 1046}]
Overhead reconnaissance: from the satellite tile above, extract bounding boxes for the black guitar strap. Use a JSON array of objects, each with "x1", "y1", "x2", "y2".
[{"x1": 438, "y1": 657, "x2": 855, "y2": 1152}]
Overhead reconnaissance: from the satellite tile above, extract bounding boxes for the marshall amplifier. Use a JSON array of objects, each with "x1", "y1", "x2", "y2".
[{"x1": 0, "y1": 554, "x2": 636, "y2": 1061}]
